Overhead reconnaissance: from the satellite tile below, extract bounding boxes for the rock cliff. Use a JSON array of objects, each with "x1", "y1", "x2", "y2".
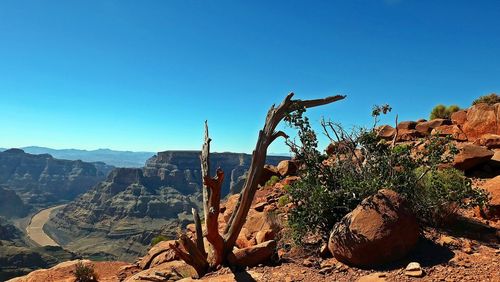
[{"x1": 0, "y1": 149, "x2": 113, "y2": 207}]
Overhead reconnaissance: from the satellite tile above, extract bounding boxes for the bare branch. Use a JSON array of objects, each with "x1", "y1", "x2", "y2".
[
  {"x1": 200, "y1": 121, "x2": 211, "y2": 221},
  {"x1": 192, "y1": 208, "x2": 206, "y2": 258},
  {"x1": 224, "y1": 93, "x2": 346, "y2": 249},
  {"x1": 270, "y1": 130, "x2": 289, "y2": 143}
]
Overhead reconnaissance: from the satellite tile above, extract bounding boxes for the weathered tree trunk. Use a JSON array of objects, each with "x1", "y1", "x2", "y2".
[{"x1": 170, "y1": 93, "x2": 345, "y2": 277}]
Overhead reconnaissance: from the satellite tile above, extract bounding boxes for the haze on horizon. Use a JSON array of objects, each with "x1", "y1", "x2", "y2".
[{"x1": 1, "y1": 0, "x2": 499, "y2": 153}]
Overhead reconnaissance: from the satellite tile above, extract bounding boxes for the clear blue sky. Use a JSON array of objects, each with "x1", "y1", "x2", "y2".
[{"x1": 1, "y1": 0, "x2": 499, "y2": 153}]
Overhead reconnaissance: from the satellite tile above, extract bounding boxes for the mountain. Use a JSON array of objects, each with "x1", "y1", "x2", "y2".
[
  {"x1": 46, "y1": 150, "x2": 288, "y2": 261},
  {"x1": 21, "y1": 146, "x2": 154, "y2": 168},
  {"x1": 0, "y1": 186, "x2": 30, "y2": 218},
  {"x1": 0, "y1": 149, "x2": 113, "y2": 208}
]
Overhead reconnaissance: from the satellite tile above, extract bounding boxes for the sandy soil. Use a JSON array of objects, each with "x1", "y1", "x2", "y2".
[{"x1": 26, "y1": 205, "x2": 66, "y2": 246}]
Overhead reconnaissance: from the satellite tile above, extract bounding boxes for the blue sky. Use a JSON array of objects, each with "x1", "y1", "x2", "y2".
[{"x1": 1, "y1": 0, "x2": 499, "y2": 153}]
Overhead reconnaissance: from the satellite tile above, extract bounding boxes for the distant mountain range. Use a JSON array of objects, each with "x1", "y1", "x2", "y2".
[{"x1": 0, "y1": 146, "x2": 154, "y2": 168}]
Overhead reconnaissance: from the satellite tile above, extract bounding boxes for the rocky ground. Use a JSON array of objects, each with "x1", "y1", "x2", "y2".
[{"x1": 9, "y1": 180, "x2": 499, "y2": 282}]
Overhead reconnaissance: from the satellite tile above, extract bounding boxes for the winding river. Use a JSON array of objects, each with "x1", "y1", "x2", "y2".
[{"x1": 26, "y1": 204, "x2": 66, "y2": 247}]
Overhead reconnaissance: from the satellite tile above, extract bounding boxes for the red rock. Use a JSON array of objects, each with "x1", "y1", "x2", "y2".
[
  {"x1": 397, "y1": 121, "x2": 417, "y2": 130},
  {"x1": 377, "y1": 125, "x2": 396, "y2": 140},
  {"x1": 479, "y1": 176, "x2": 500, "y2": 219},
  {"x1": 325, "y1": 140, "x2": 353, "y2": 155},
  {"x1": 228, "y1": 240, "x2": 277, "y2": 267},
  {"x1": 9, "y1": 260, "x2": 131, "y2": 282},
  {"x1": 396, "y1": 129, "x2": 421, "y2": 141},
  {"x1": 137, "y1": 240, "x2": 178, "y2": 269},
  {"x1": 259, "y1": 164, "x2": 280, "y2": 186},
  {"x1": 462, "y1": 103, "x2": 500, "y2": 141},
  {"x1": 282, "y1": 176, "x2": 300, "y2": 185},
  {"x1": 255, "y1": 229, "x2": 275, "y2": 244},
  {"x1": 473, "y1": 134, "x2": 500, "y2": 149},
  {"x1": 125, "y1": 260, "x2": 196, "y2": 282},
  {"x1": 277, "y1": 160, "x2": 297, "y2": 177},
  {"x1": 431, "y1": 125, "x2": 468, "y2": 141},
  {"x1": 492, "y1": 150, "x2": 500, "y2": 163},
  {"x1": 451, "y1": 110, "x2": 468, "y2": 125},
  {"x1": 453, "y1": 144, "x2": 494, "y2": 171},
  {"x1": 328, "y1": 189, "x2": 419, "y2": 267},
  {"x1": 415, "y1": 119, "x2": 452, "y2": 135}
]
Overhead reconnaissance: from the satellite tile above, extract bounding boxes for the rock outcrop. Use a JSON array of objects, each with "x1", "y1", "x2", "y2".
[
  {"x1": 0, "y1": 186, "x2": 30, "y2": 218},
  {"x1": 479, "y1": 176, "x2": 500, "y2": 219},
  {"x1": 328, "y1": 189, "x2": 419, "y2": 267},
  {"x1": 0, "y1": 149, "x2": 113, "y2": 207},
  {"x1": 453, "y1": 145, "x2": 494, "y2": 171}
]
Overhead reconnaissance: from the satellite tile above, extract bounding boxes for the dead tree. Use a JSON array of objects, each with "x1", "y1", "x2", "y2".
[{"x1": 170, "y1": 93, "x2": 345, "y2": 277}]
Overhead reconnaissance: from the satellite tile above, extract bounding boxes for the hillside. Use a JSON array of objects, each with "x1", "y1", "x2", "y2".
[{"x1": 0, "y1": 149, "x2": 113, "y2": 208}]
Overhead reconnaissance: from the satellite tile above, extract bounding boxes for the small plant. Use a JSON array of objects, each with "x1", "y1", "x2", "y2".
[
  {"x1": 265, "y1": 175, "x2": 280, "y2": 187},
  {"x1": 278, "y1": 195, "x2": 290, "y2": 207},
  {"x1": 151, "y1": 235, "x2": 168, "y2": 246},
  {"x1": 472, "y1": 93, "x2": 500, "y2": 106},
  {"x1": 74, "y1": 261, "x2": 98, "y2": 282},
  {"x1": 430, "y1": 104, "x2": 460, "y2": 119}
]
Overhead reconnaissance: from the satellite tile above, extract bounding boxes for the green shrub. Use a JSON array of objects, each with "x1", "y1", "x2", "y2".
[
  {"x1": 278, "y1": 195, "x2": 291, "y2": 207},
  {"x1": 472, "y1": 93, "x2": 500, "y2": 106},
  {"x1": 74, "y1": 261, "x2": 98, "y2": 282},
  {"x1": 284, "y1": 106, "x2": 488, "y2": 243},
  {"x1": 151, "y1": 235, "x2": 168, "y2": 246},
  {"x1": 430, "y1": 104, "x2": 460, "y2": 119},
  {"x1": 265, "y1": 175, "x2": 280, "y2": 187},
  {"x1": 409, "y1": 168, "x2": 489, "y2": 225}
]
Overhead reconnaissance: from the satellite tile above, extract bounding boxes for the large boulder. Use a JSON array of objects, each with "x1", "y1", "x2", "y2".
[
  {"x1": 431, "y1": 125, "x2": 467, "y2": 141},
  {"x1": 228, "y1": 240, "x2": 277, "y2": 267},
  {"x1": 376, "y1": 125, "x2": 396, "y2": 140},
  {"x1": 397, "y1": 121, "x2": 417, "y2": 130},
  {"x1": 277, "y1": 160, "x2": 297, "y2": 177},
  {"x1": 259, "y1": 164, "x2": 280, "y2": 186},
  {"x1": 415, "y1": 119, "x2": 452, "y2": 135},
  {"x1": 453, "y1": 144, "x2": 494, "y2": 171},
  {"x1": 451, "y1": 110, "x2": 468, "y2": 125},
  {"x1": 328, "y1": 189, "x2": 419, "y2": 267},
  {"x1": 462, "y1": 103, "x2": 500, "y2": 141},
  {"x1": 137, "y1": 240, "x2": 178, "y2": 269},
  {"x1": 479, "y1": 176, "x2": 500, "y2": 219},
  {"x1": 473, "y1": 134, "x2": 500, "y2": 149}
]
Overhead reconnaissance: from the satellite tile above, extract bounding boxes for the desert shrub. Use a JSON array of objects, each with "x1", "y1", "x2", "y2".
[
  {"x1": 265, "y1": 175, "x2": 280, "y2": 187},
  {"x1": 284, "y1": 105, "x2": 488, "y2": 243},
  {"x1": 151, "y1": 235, "x2": 168, "y2": 246},
  {"x1": 472, "y1": 93, "x2": 500, "y2": 105},
  {"x1": 430, "y1": 104, "x2": 460, "y2": 119},
  {"x1": 409, "y1": 168, "x2": 489, "y2": 225},
  {"x1": 278, "y1": 195, "x2": 290, "y2": 207},
  {"x1": 74, "y1": 261, "x2": 98, "y2": 282}
]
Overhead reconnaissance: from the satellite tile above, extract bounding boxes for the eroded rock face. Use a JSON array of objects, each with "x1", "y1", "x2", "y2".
[
  {"x1": 0, "y1": 149, "x2": 112, "y2": 207},
  {"x1": 453, "y1": 145, "x2": 494, "y2": 171},
  {"x1": 479, "y1": 176, "x2": 500, "y2": 219},
  {"x1": 415, "y1": 119, "x2": 452, "y2": 135},
  {"x1": 462, "y1": 103, "x2": 500, "y2": 141},
  {"x1": 144, "y1": 151, "x2": 287, "y2": 195},
  {"x1": 0, "y1": 186, "x2": 30, "y2": 218},
  {"x1": 328, "y1": 189, "x2": 419, "y2": 267}
]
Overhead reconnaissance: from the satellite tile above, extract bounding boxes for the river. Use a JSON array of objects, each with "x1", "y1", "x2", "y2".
[{"x1": 26, "y1": 204, "x2": 66, "y2": 247}]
